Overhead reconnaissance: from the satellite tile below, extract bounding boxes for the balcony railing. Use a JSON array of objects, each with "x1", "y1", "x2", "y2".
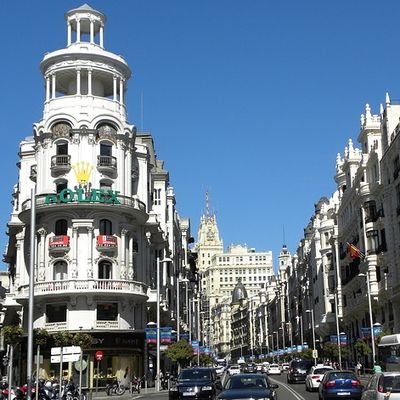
[
  {"x1": 49, "y1": 235, "x2": 70, "y2": 253},
  {"x1": 51, "y1": 155, "x2": 71, "y2": 173},
  {"x1": 95, "y1": 321, "x2": 119, "y2": 329},
  {"x1": 17, "y1": 279, "x2": 148, "y2": 298},
  {"x1": 97, "y1": 155, "x2": 117, "y2": 175}
]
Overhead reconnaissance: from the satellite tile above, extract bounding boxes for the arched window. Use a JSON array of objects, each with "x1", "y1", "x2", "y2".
[
  {"x1": 55, "y1": 219, "x2": 68, "y2": 235},
  {"x1": 99, "y1": 260, "x2": 112, "y2": 279},
  {"x1": 54, "y1": 261, "x2": 68, "y2": 280},
  {"x1": 99, "y1": 219, "x2": 112, "y2": 235}
]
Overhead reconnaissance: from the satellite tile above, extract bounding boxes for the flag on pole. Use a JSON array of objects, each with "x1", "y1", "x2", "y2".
[{"x1": 346, "y1": 243, "x2": 364, "y2": 259}]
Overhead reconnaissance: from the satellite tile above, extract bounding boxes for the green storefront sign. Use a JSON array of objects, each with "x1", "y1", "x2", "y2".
[{"x1": 45, "y1": 188, "x2": 120, "y2": 205}]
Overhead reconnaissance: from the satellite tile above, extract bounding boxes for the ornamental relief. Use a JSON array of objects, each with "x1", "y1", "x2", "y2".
[
  {"x1": 97, "y1": 124, "x2": 117, "y2": 143},
  {"x1": 51, "y1": 122, "x2": 71, "y2": 139}
]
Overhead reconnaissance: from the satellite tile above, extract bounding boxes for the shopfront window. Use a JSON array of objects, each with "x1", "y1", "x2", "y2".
[{"x1": 46, "y1": 304, "x2": 67, "y2": 323}]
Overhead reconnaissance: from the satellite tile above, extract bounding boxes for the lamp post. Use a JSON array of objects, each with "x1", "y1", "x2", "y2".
[
  {"x1": 334, "y1": 292, "x2": 342, "y2": 369},
  {"x1": 269, "y1": 334, "x2": 274, "y2": 362},
  {"x1": 27, "y1": 184, "x2": 36, "y2": 400},
  {"x1": 358, "y1": 272, "x2": 376, "y2": 367},
  {"x1": 306, "y1": 309, "x2": 316, "y2": 365},
  {"x1": 156, "y1": 256, "x2": 171, "y2": 392}
]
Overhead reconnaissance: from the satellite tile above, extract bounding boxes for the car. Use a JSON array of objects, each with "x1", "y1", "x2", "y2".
[
  {"x1": 217, "y1": 373, "x2": 279, "y2": 400},
  {"x1": 362, "y1": 371, "x2": 400, "y2": 400},
  {"x1": 227, "y1": 365, "x2": 242, "y2": 376},
  {"x1": 243, "y1": 363, "x2": 257, "y2": 373},
  {"x1": 215, "y1": 365, "x2": 226, "y2": 376},
  {"x1": 266, "y1": 364, "x2": 281, "y2": 375},
  {"x1": 168, "y1": 367, "x2": 222, "y2": 400},
  {"x1": 281, "y1": 363, "x2": 290, "y2": 372},
  {"x1": 256, "y1": 364, "x2": 264, "y2": 373},
  {"x1": 305, "y1": 365, "x2": 333, "y2": 391},
  {"x1": 318, "y1": 370, "x2": 362, "y2": 400},
  {"x1": 287, "y1": 359, "x2": 313, "y2": 383}
]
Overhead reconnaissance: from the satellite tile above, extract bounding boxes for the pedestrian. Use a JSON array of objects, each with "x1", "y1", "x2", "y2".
[{"x1": 356, "y1": 361, "x2": 362, "y2": 376}]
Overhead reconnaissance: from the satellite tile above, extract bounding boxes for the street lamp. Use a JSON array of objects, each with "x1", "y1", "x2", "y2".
[
  {"x1": 306, "y1": 309, "x2": 316, "y2": 365},
  {"x1": 156, "y1": 256, "x2": 171, "y2": 392},
  {"x1": 268, "y1": 334, "x2": 274, "y2": 362},
  {"x1": 358, "y1": 272, "x2": 376, "y2": 367}
]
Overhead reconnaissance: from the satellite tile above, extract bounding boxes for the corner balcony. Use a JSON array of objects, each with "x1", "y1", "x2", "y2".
[
  {"x1": 15, "y1": 279, "x2": 148, "y2": 303},
  {"x1": 96, "y1": 235, "x2": 117, "y2": 253},
  {"x1": 51, "y1": 155, "x2": 71, "y2": 175},
  {"x1": 20, "y1": 192, "x2": 148, "y2": 224},
  {"x1": 97, "y1": 155, "x2": 117, "y2": 176},
  {"x1": 49, "y1": 235, "x2": 70, "y2": 254}
]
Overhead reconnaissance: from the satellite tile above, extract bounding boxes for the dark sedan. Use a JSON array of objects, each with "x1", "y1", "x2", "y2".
[
  {"x1": 169, "y1": 367, "x2": 222, "y2": 400},
  {"x1": 217, "y1": 373, "x2": 279, "y2": 400},
  {"x1": 242, "y1": 363, "x2": 257, "y2": 373},
  {"x1": 318, "y1": 370, "x2": 362, "y2": 400}
]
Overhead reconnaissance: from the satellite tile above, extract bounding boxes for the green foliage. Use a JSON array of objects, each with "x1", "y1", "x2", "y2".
[
  {"x1": 321, "y1": 342, "x2": 348, "y2": 361},
  {"x1": 72, "y1": 333, "x2": 92, "y2": 349},
  {"x1": 194, "y1": 353, "x2": 213, "y2": 366},
  {"x1": 34, "y1": 328, "x2": 50, "y2": 346},
  {"x1": 164, "y1": 340, "x2": 193, "y2": 368},
  {"x1": 4, "y1": 325, "x2": 24, "y2": 345},
  {"x1": 52, "y1": 331, "x2": 74, "y2": 346},
  {"x1": 296, "y1": 348, "x2": 313, "y2": 360},
  {"x1": 354, "y1": 339, "x2": 371, "y2": 357}
]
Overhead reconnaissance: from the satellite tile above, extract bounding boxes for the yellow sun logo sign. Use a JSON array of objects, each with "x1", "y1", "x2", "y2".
[{"x1": 73, "y1": 161, "x2": 93, "y2": 185}]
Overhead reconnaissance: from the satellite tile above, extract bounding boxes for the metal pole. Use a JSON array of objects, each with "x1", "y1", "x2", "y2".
[
  {"x1": 335, "y1": 292, "x2": 342, "y2": 369},
  {"x1": 366, "y1": 272, "x2": 376, "y2": 366},
  {"x1": 196, "y1": 298, "x2": 200, "y2": 366},
  {"x1": 156, "y1": 257, "x2": 160, "y2": 392},
  {"x1": 27, "y1": 186, "x2": 36, "y2": 400},
  {"x1": 300, "y1": 315, "x2": 304, "y2": 348},
  {"x1": 176, "y1": 275, "x2": 180, "y2": 342},
  {"x1": 311, "y1": 310, "x2": 316, "y2": 365}
]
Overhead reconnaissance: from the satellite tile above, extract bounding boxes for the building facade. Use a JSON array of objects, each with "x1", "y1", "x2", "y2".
[{"x1": 2, "y1": 4, "x2": 189, "y2": 387}]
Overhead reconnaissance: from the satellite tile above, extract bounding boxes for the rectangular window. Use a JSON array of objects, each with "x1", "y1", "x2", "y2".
[
  {"x1": 46, "y1": 304, "x2": 67, "y2": 323},
  {"x1": 97, "y1": 303, "x2": 118, "y2": 321}
]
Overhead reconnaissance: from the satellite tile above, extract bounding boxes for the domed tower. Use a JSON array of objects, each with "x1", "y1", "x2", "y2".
[{"x1": 4, "y1": 4, "x2": 172, "y2": 386}]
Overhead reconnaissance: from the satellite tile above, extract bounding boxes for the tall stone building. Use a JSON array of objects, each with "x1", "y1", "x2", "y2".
[{"x1": 2, "y1": 4, "x2": 189, "y2": 386}]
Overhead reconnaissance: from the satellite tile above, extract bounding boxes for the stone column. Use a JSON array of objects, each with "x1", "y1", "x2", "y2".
[
  {"x1": 113, "y1": 75, "x2": 117, "y2": 101},
  {"x1": 46, "y1": 75, "x2": 50, "y2": 102},
  {"x1": 38, "y1": 228, "x2": 47, "y2": 281},
  {"x1": 90, "y1": 19, "x2": 94, "y2": 43},
  {"x1": 76, "y1": 18, "x2": 81, "y2": 42},
  {"x1": 71, "y1": 227, "x2": 78, "y2": 278},
  {"x1": 120, "y1": 229, "x2": 127, "y2": 279},
  {"x1": 87, "y1": 227, "x2": 94, "y2": 278},
  {"x1": 128, "y1": 235, "x2": 134, "y2": 280},
  {"x1": 76, "y1": 68, "x2": 81, "y2": 95},
  {"x1": 100, "y1": 23, "x2": 104, "y2": 47},
  {"x1": 51, "y1": 74, "x2": 56, "y2": 99},
  {"x1": 67, "y1": 20, "x2": 72, "y2": 46},
  {"x1": 88, "y1": 69, "x2": 92, "y2": 95}
]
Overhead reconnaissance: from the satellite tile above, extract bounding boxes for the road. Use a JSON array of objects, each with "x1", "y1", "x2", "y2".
[{"x1": 118, "y1": 372, "x2": 372, "y2": 400}]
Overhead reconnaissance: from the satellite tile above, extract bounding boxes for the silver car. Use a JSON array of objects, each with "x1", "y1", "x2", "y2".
[{"x1": 362, "y1": 372, "x2": 400, "y2": 400}]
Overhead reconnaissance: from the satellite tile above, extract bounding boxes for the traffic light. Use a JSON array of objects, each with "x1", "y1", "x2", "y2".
[{"x1": 2, "y1": 355, "x2": 8, "y2": 367}]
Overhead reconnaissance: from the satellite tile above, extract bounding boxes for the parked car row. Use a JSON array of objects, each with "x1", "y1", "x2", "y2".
[{"x1": 168, "y1": 367, "x2": 279, "y2": 400}]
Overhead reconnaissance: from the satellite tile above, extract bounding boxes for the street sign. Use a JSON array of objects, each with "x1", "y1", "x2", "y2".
[
  {"x1": 312, "y1": 349, "x2": 318, "y2": 359},
  {"x1": 95, "y1": 350, "x2": 104, "y2": 361},
  {"x1": 51, "y1": 353, "x2": 80, "y2": 363},
  {"x1": 51, "y1": 346, "x2": 81, "y2": 355}
]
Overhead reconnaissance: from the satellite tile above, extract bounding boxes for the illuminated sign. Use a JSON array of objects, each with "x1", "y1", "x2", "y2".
[{"x1": 45, "y1": 188, "x2": 120, "y2": 205}]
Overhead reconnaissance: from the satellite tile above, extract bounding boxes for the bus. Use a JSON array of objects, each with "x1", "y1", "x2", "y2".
[{"x1": 378, "y1": 334, "x2": 400, "y2": 371}]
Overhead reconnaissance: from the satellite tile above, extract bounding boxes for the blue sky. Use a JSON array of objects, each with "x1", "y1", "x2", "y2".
[{"x1": 1, "y1": 1, "x2": 399, "y2": 271}]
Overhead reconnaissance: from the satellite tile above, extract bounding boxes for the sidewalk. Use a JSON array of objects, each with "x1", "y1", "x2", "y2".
[{"x1": 89, "y1": 386, "x2": 159, "y2": 399}]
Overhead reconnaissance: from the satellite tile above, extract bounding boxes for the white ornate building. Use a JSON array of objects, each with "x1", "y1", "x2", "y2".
[{"x1": 3, "y1": 4, "x2": 189, "y2": 387}]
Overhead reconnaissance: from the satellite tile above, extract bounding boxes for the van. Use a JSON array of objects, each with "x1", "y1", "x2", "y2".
[{"x1": 287, "y1": 359, "x2": 313, "y2": 383}]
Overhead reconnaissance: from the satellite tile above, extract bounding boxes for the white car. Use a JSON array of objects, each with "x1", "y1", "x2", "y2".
[
  {"x1": 227, "y1": 365, "x2": 242, "y2": 375},
  {"x1": 305, "y1": 365, "x2": 333, "y2": 391},
  {"x1": 215, "y1": 365, "x2": 225, "y2": 376},
  {"x1": 267, "y1": 363, "x2": 281, "y2": 375}
]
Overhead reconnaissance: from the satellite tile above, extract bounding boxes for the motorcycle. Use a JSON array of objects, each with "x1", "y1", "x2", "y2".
[
  {"x1": 160, "y1": 373, "x2": 169, "y2": 390},
  {"x1": 130, "y1": 377, "x2": 141, "y2": 394},
  {"x1": 106, "y1": 380, "x2": 125, "y2": 396}
]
